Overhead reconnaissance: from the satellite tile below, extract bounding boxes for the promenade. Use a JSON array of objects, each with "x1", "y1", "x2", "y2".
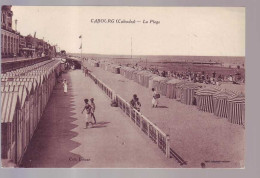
[
  {"x1": 84, "y1": 63, "x2": 245, "y2": 168},
  {"x1": 20, "y1": 70, "x2": 179, "y2": 168},
  {"x1": 1, "y1": 57, "x2": 35, "y2": 63}
]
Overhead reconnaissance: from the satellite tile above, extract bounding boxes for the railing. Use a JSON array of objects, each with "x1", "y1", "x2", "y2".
[
  {"x1": 86, "y1": 71, "x2": 173, "y2": 159},
  {"x1": 88, "y1": 72, "x2": 113, "y2": 100},
  {"x1": 118, "y1": 94, "x2": 169, "y2": 155}
]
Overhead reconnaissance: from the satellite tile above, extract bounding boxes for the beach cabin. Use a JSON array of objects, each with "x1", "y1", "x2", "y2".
[
  {"x1": 227, "y1": 93, "x2": 245, "y2": 126},
  {"x1": 195, "y1": 86, "x2": 222, "y2": 113},
  {"x1": 1, "y1": 91, "x2": 20, "y2": 165},
  {"x1": 2, "y1": 85, "x2": 29, "y2": 164},
  {"x1": 212, "y1": 90, "x2": 238, "y2": 118},
  {"x1": 181, "y1": 83, "x2": 202, "y2": 105},
  {"x1": 175, "y1": 81, "x2": 190, "y2": 101},
  {"x1": 166, "y1": 78, "x2": 181, "y2": 99}
]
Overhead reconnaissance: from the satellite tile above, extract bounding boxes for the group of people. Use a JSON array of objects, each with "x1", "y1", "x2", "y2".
[
  {"x1": 125, "y1": 62, "x2": 244, "y2": 85},
  {"x1": 129, "y1": 87, "x2": 160, "y2": 112},
  {"x1": 130, "y1": 94, "x2": 141, "y2": 112},
  {"x1": 82, "y1": 98, "x2": 97, "y2": 129},
  {"x1": 64, "y1": 62, "x2": 75, "y2": 70},
  {"x1": 62, "y1": 78, "x2": 97, "y2": 129},
  {"x1": 149, "y1": 67, "x2": 244, "y2": 85}
]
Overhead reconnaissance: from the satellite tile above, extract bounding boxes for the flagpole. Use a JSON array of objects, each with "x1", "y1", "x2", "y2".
[
  {"x1": 131, "y1": 37, "x2": 132, "y2": 59},
  {"x1": 81, "y1": 35, "x2": 82, "y2": 59}
]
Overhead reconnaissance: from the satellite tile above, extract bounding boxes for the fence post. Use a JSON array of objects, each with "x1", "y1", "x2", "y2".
[
  {"x1": 157, "y1": 130, "x2": 159, "y2": 146},
  {"x1": 135, "y1": 111, "x2": 138, "y2": 126},
  {"x1": 140, "y1": 115, "x2": 143, "y2": 130},
  {"x1": 166, "y1": 134, "x2": 170, "y2": 158},
  {"x1": 129, "y1": 106, "x2": 132, "y2": 119},
  {"x1": 147, "y1": 123, "x2": 150, "y2": 137}
]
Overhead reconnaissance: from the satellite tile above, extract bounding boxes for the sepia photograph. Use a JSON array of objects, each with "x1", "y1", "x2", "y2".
[{"x1": 1, "y1": 6, "x2": 245, "y2": 168}]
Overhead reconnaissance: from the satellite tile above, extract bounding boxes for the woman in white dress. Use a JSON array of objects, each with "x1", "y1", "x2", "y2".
[
  {"x1": 63, "y1": 79, "x2": 68, "y2": 94},
  {"x1": 152, "y1": 88, "x2": 158, "y2": 108}
]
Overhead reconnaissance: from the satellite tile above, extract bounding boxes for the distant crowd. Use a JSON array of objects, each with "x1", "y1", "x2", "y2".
[
  {"x1": 90, "y1": 59, "x2": 244, "y2": 85},
  {"x1": 125, "y1": 63, "x2": 245, "y2": 85}
]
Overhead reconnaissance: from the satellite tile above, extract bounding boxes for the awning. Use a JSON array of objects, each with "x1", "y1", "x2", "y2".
[
  {"x1": 2, "y1": 81, "x2": 34, "y2": 95},
  {"x1": 1, "y1": 85, "x2": 29, "y2": 109},
  {"x1": 1, "y1": 91, "x2": 20, "y2": 123}
]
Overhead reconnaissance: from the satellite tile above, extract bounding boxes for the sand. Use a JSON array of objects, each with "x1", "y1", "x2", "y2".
[{"x1": 85, "y1": 63, "x2": 245, "y2": 168}]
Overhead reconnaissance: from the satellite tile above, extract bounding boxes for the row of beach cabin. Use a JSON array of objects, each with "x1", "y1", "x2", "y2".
[
  {"x1": 1, "y1": 58, "x2": 63, "y2": 167},
  {"x1": 84, "y1": 59, "x2": 245, "y2": 127}
]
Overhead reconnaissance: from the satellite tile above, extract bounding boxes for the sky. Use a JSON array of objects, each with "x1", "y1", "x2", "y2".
[{"x1": 12, "y1": 6, "x2": 245, "y2": 56}]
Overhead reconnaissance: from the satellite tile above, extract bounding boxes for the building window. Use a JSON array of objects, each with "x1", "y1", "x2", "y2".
[
  {"x1": 1, "y1": 34, "x2": 3, "y2": 52},
  {"x1": 4, "y1": 36, "x2": 6, "y2": 53},
  {"x1": 2, "y1": 13, "x2": 6, "y2": 24}
]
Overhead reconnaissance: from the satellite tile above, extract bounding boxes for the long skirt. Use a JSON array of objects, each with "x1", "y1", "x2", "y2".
[
  {"x1": 86, "y1": 113, "x2": 93, "y2": 123},
  {"x1": 64, "y1": 84, "x2": 68, "y2": 93},
  {"x1": 152, "y1": 98, "x2": 158, "y2": 106}
]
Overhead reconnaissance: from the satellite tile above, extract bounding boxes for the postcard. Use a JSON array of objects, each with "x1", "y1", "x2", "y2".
[{"x1": 1, "y1": 6, "x2": 245, "y2": 168}]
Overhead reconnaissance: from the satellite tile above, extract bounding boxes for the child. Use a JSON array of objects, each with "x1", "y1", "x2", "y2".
[
  {"x1": 81, "y1": 99, "x2": 93, "y2": 128},
  {"x1": 90, "y1": 98, "x2": 97, "y2": 124}
]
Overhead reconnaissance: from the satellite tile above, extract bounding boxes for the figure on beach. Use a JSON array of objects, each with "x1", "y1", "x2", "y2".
[
  {"x1": 84, "y1": 67, "x2": 88, "y2": 77},
  {"x1": 82, "y1": 99, "x2": 94, "y2": 128},
  {"x1": 152, "y1": 88, "x2": 159, "y2": 108},
  {"x1": 135, "y1": 97, "x2": 141, "y2": 112},
  {"x1": 62, "y1": 79, "x2": 68, "y2": 94},
  {"x1": 90, "y1": 98, "x2": 97, "y2": 124},
  {"x1": 130, "y1": 94, "x2": 138, "y2": 108}
]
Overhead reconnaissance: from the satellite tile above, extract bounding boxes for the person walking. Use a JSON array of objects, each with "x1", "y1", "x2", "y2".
[
  {"x1": 90, "y1": 98, "x2": 97, "y2": 124},
  {"x1": 81, "y1": 99, "x2": 94, "y2": 128},
  {"x1": 84, "y1": 67, "x2": 88, "y2": 77},
  {"x1": 130, "y1": 94, "x2": 142, "y2": 112},
  {"x1": 152, "y1": 88, "x2": 159, "y2": 108},
  {"x1": 62, "y1": 79, "x2": 68, "y2": 95}
]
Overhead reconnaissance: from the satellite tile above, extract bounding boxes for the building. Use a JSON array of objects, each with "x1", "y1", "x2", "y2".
[
  {"x1": 49, "y1": 45, "x2": 57, "y2": 57},
  {"x1": 1, "y1": 5, "x2": 57, "y2": 59},
  {"x1": 1, "y1": 5, "x2": 20, "y2": 58},
  {"x1": 24, "y1": 34, "x2": 36, "y2": 57}
]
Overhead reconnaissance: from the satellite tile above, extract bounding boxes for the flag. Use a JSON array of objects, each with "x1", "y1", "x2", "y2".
[
  {"x1": 79, "y1": 44, "x2": 82, "y2": 49},
  {"x1": 79, "y1": 35, "x2": 82, "y2": 38}
]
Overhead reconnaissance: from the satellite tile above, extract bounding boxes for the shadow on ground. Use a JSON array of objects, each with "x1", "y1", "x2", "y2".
[
  {"x1": 90, "y1": 121, "x2": 110, "y2": 129},
  {"x1": 156, "y1": 106, "x2": 168, "y2": 108},
  {"x1": 20, "y1": 74, "x2": 81, "y2": 168}
]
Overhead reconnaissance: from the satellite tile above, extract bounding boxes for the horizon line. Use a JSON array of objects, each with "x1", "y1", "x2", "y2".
[{"x1": 66, "y1": 52, "x2": 245, "y2": 58}]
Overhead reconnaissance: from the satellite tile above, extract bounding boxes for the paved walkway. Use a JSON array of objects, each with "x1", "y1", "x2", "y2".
[
  {"x1": 84, "y1": 63, "x2": 245, "y2": 168},
  {"x1": 20, "y1": 70, "x2": 179, "y2": 168}
]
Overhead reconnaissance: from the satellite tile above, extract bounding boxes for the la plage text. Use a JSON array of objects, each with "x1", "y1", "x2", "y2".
[{"x1": 91, "y1": 19, "x2": 160, "y2": 25}]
